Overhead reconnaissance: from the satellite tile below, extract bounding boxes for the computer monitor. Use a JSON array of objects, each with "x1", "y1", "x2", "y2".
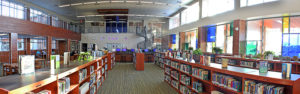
[
  {"x1": 116, "y1": 48, "x2": 121, "y2": 51},
  {"x1": 153, "y1": 49, "x2": 156, "y2": 52},
  {"x1": 131, "y1": 49, "x2": 135, "y2": 52},
  {"x1": 122, "y1": 48, "x2": 127, "y2": 52},
  {"x1": 144, "y1": 49, "x2": 149, "y2": 52}
]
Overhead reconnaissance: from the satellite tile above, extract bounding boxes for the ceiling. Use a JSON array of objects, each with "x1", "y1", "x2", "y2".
[{"x1": 24, "y1": 0, "x2": 194, "y2": 21}]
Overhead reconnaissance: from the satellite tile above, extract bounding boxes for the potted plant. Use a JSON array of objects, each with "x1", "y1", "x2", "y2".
[
  {"x1": 188, "y1": 47, "x2": 194, "y2": 51},
  {"x1": 263, "y1": 51, "x2": 275, "y2": 60},
  {"x1": 253, "y1": 53, "x2": 263, "y2": 59},
  {"x1": 78, "y1": 52, "x2": 91, "y2": 61},
  {"x1": 212, "y1": 47, "x2": 223, "y2": 54},
  {"x1": 193, "y1": 48, "x2": 203, "y2": 62}
]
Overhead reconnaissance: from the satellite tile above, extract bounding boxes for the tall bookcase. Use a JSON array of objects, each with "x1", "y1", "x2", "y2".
[
  {"x1": 164, "y1": 57, "x2": 300, "y2": 94},
  {"x1": 154, "y1": 52, "x2": 166, "y2": 69},
  {"x1": 0, "y1": 53, "x2": 114, "y2": 94}
]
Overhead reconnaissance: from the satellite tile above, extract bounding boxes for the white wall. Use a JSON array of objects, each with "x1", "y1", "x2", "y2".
[
  {"x1": 80, "y1": 33, "x2": 144, "y2": 51},
  {"x1": 166, "y1": 0, "x2": 300, "y2": 35}
]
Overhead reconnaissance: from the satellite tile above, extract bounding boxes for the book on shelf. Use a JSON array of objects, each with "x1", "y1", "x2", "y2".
[
  {"x1": 212, "y1": 73, "x2": 241, "y2": 92},
  {"x1": 90, "y1": 65, "x2": 95, "y2": 74},
  {"x1": 259, "y1": 61, "x2": 268, "y2": 73},
  {"x1": 180, "y1": 85, "x2": 192, "y2": 94},
  {"x1": 177, "y1": 51, "x2": 181, "y2": 58},
  {"x1": 79, "y1": 68, "x2": 87, "y2": 82},
  {"x1": 64, "y1": 52, "x2": 70, "y2": 65},
  {"x1": 90, "y1": 73, "x2": 96, "y2": 87},
  {"x1": 192, "y1": 68, "x2": 209, "y2": 80},
  {"x1": 79, "y1": 82, "x2": 89, "y2": 94},
  {"x1": 180, "y1": 64, "x2": 191, "y2": 74},
  {"x1": 58, "y1": 77, "x2": 70, "y2": 94},
  {"x1": 97, "y1": 79, "x2": 101, "y2": 89},
  {"x1": 282, "y1": 63, "x2": 292, "y2": 78},
  {"x1": 97, "y1": 61, "x2": 99, "y2": 69},
  {"x1": 165, "y1": 67, "x2": 171, "y2": 75},
  {"x1": 36, "y1": 90, "x2": 51, "y2": 94},
  {"x1": 171, "y1": 80, "x2": 179, "y2": 89},
  {"x1": 165, "y1": 75, "x2": 171, "y2": 83},
  {"x1": 18, "y1": 55, "x2": 35, "y2": 74},
  {"x1": 222, "y1": 58, "x2": 229, "y2": 68},
  {"x1": 182, "y1": 52, "x2": 186, "y2": 60},
  {"x1": 192, "y1": 82, "x2": 203, "y2": 93},
  {"x1": 204, "y1": 56, "x2": 211, "y2": 66},
  {"x1": 211, "y1": 91, "x2": 224, "y2": 94},
  {"x1": 244, "y1": 80, "x2": 284, "y2": 94},
  {"x1": 180, "y1": 74, "x2": 191, "y2": 85},
  {"x1": 171, "y1": 70, "x2": 179, "y2": 80},
  {"x1": 200, "y1": 55, "x2": 205, "y2": 65},
  {"x1": 97, "y1": 70, "x2": 101, "y2": 79},
  {"x1": 90, "y1": 85, "x2": 96, "y2": 94}
]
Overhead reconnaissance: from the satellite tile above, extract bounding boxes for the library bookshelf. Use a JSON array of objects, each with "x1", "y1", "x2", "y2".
[
  {"x1": 164, "y1": 57, "x2": 300, "y2": 94},
  {"x1": 216, "y1": 55, "x2": 300, "y2": 74},
  {"x1": 154, "y1": 52, "x2": 166, "y2": 69},
  {"x1": 133, "y1": 53, "x2": 145, "y2": 71},
  {"x1": 0, "y1": 53, "x2": 115, "y2": 94}
]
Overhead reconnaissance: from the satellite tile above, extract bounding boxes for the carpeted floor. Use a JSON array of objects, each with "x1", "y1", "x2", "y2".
[{"x1": 97, "y1": 63, "x2": 177, "y2": 94}]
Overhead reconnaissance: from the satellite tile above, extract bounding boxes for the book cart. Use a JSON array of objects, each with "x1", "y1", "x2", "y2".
[
  {"x1": 164, "y1": 57, "x2": 300, "y2": 94},
  {"x1": 0, "y1": 53, "x2": 115, "y2": 94},
  {"x1": 216, "y1": 56, "x2": 300, "y2": 74}
]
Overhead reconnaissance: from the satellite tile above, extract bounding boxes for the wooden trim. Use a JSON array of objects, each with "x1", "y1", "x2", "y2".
[{"x1": 0, "y1": 16, "x2": 80, "y2": 40}]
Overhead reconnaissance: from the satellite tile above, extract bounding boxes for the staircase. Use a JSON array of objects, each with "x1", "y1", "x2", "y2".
[{"x1": 136, "y1": 26, "x2": 154, "y2": 49}]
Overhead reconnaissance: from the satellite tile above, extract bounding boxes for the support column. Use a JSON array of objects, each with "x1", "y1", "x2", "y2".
[
  {"x1": 9, "y1": 33, "x2": 18, "y2": 64},
  {"x1": 47, "y1": 36, "x2": 52, "y2": 61},
  {"x1": 26, "y1": 8, "x2": 30, "y2": 21},
  {"x1": 25, "y1": 38, "x2": 31, "y2": 55},
  {"x1": 232, "y1": 20, "x2": 246, "y2": 55},
  {"x1": 67, "y1": 39, "x2": 71, "y2": 52},
  {"x1": 179, "y1": 32, "x2": 185, "y2": 50},
  {"x1": 198, "y1": 27, "x2": 207, "y2": 52}
]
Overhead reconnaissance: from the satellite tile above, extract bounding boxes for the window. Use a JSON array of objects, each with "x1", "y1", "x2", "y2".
[
  {"x1": 264, "y1": 18, "x2": 282, "y2": 55},
  {"x1": 30, "y1": 39, "x2": 47, "y2": 50},
  {"x1": 240, "y1": 0, "x2": 278, "y2": 7},
  {"x1": 169, "y1": 13, "x2": 180, "y2": 29},
  {"x1": 52, "y1": 16, "x2": 63, "y2": 27},
  {"x1": 206, "y1": 26, "x2": 216, "y2": 52},
  {"x1": 185, "y1": 30, "x2": 197, "y2": 50},
  {"x1": 246, "y1": 20, "x2": 262, "y2": 55},
  {"x1": 282, "y1": 16, "x2": 300, "y2": 57},
  {"x1": 0, "y1": 0, "x2": 25, "y2": 19},
  {"x1": 30, "y1": 8, "x2": 50, "y2": 25},
  {"x1": 226, "y1": 23, "x2": 233, "y2": 54},
  {"x1": 181, "y1": 2, "x2": 199, "y2": 25},
  {"x1": 17, "y1": 39, "x2": 24, "y2": 50},
  {"x1": 216, "y1": 25, "x2": 225, "y2": 52},
  {"x1": 202, "y1": 0, "x2": 234, "y2": 18},
  {"x1": 0, "y1": 36, "x2": 9, "y2": 51},
  {"x1": 52, "y1": 40, "x2": 56, "y2": 49}
]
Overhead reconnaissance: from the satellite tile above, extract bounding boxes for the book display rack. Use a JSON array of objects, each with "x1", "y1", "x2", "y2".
[
  {"x1": 164, "y1": 57, "x2": 300, "y2": 94},
  {"x1": 0, "y1": 53, "x2": 115, "y2": 94},
  {"x1": 154, "y1": 52, "x2": 166, "y2": 69},
  {"x1": 133, "y1": 53, "x2": 145, "y2": 71},
  {"x1": 216, "y1": 56, "x2": 300, "y2": 74}
]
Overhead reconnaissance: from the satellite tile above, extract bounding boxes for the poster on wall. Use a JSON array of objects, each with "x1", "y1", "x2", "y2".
[
  {"x1": 18, "y1": 55, "x2": 35, "y2": 74},
  {"x1": 207, "y1": 26, "x2": 216, "y2": 42}
]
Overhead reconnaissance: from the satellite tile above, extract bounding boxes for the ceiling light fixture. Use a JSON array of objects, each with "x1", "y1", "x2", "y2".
[
  {"x1": 76, "y1": 14, "x2": 168, "y2": 18},
  {"x1": 84, "y1": 2, "x2": 97, "y2": 4},
  {"x1": 70, "y1": 3, "x2": 83, "y2": 6}
]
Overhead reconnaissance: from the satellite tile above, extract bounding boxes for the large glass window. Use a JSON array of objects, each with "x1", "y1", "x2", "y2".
[
  {"x1": 0, "y1": 36, "x2": 9, "y2": 51},
  {"x1": 282, "y1": 16, "x2": 300, "y2": 57},
  {"x1": 206, "y1": 26, "x2": 216, "y2": 52},
  {"x1": 169, "y1": 13, "x2": 180, "y2": 29},
  {"x1": 216, "y1": 25, "x2": 225, "y2": 53},
  {"x1": 226, "y1": 23, "x2": 233, "y2": 54},
  {"x1": 0, "y1": 0, "x2": 25, "y2": 19},
  {"x1": 264, "y1": 18, "x2": 282, "y2": 55},
  {"x1": 52, "y1": 40, "x2": 56, "y2": 49},
  {"x1": 202, "y1": 0, "x2": 234, "y2": 18},
  {"x1": 30, "y1": 8, "x2": 50, "y2": 25},
  {"x1": 246, "y1": 20, "x2": 262, "y2": 55},
  {"x1": 181, "y1": 2, "x2": 199, "y2": 25},
  {"x1": 185, "y1": 30, "x2": 197, "y2": 50},
  {"x1": 240, "y1": 0, "x2": 278, "y2": 7},
  {"x1": 30, "y1": 39, "x2": 47, "y2": 50}
]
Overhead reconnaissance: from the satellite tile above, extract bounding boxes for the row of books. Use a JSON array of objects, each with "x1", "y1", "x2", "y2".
[
  {"x1": 171, "y1": 61, "x2": 180, "y2": 69},
  {"x1": 79, "y1": 68, "x2": 87, "y2": 82},
  {"x1": 244, "y1": 80, "x2": 284, "y2": 94},
  {"x1": 97, "y1": 70, "x2": 102, "y2": 80},
  {"x1": 165, "y1": 75, "x2": 171, "y2": 84},
  {"x1": 192, "y1": 68, "x2": 209, "y2": 80},
  {"x1": 165, "y1": 67, "x2": 171, "y2": 75},
  {"x1": 79, "y1": 82, "x2": 89, "y2": 94},
  {"x1": 180, "y1": 74, "x2": 191, "y2": 86},
  {"x1": 228, "y1": 59, "x2": 238, "y2": 65},
  {"x1": 58, "y1": 77, "x2": 70, "y2": 94},
  {"x1": 171, "y1": 80, "x2": 179, "y2": 89},
  {"x1": 171, "y1": 70, "x2": 179, "y2": 80},
  {"x1": 90, "y1": 85, "x2": 96, "y2": 94},
  {"x1": 180, "y1": 64, "x2": 191, "y2": 74},
  {"x1": 180, "y1": 85, "x2": 193, "y2": 94},
  {"x1": 90, "y1": 66, "x2": 95, "y2": 74},
  {"x1": 90, "y1": 74, "x2": 96, "y2": 87},
  {"x1": 192, "y1": 81, "x2": 203, "y2": 93},
  {"x1": 240, "y1": 61, "x2": 255, "y2": 68},
  {"x1": 165, "y1": 60, "x2": 171, "y2": 66},
  {"x1": 212, "y1": 73, "x2": 241, "y2": 92}
]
